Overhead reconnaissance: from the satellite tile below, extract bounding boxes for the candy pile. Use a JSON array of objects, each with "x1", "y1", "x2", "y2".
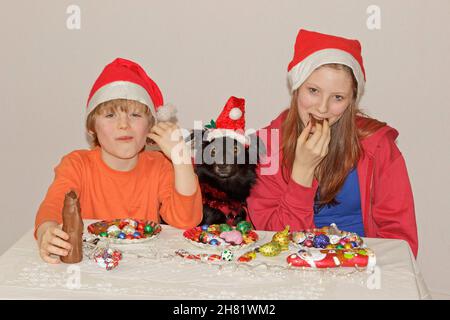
[
  {"x1": 87, "y1": 218, "x2": 161, "y2": 240},
  {"x1": 291, "y1": 223, "x2": 364, "y2": 250},
  {"x1": 183, "y1": 221, "x2": 258, "y2": 247},
  {"x1": 236, "y1": 226, "x2": 290, "y2": 262},
  {"x1": 93, "y1": 248, "x2": 123, "y2": 271}
]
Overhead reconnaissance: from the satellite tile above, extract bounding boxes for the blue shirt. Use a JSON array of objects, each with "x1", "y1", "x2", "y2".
[{"x1": 313, "y1": 168, "x2": 365, "y2": 237}]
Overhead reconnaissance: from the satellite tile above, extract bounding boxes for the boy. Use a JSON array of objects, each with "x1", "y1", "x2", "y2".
[{"x1": 35, "y1": 58, "x2": 202, "y2": 263}]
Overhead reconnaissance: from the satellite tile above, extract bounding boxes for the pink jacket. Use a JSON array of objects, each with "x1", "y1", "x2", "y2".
[{"x1": 247, "y1": 111, "x2": 419, "y2": 257}]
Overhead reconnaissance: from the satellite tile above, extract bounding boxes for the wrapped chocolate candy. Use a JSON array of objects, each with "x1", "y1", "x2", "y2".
[
  {"x1": 257, "y1": 242, "x2": 281, "y2": 257},
  {"x1": 236, "y1": 221, "x2": 252, "y2": 234},
  {"x1": 221, "y1": 249, "x2": 234, "y2": 261},
  {"x1": 219, "y1": 223, "x2": 233, "y2": 232},
  {"x1": 272, "y1": 225, "x2": 290, "y2": 251},
  {"x1": 94, "y1": 248, "x2": 122, "y2": 270},
  {"x1": 292, "y1": 231, "x2": 306, "y2": 245},
  {"x1": 107, "y1": 225, "x2": 121, "y2": 237},
  {"x1": 61, "y1": 191, "x2": 84, "y2": 264},
  {"x1": 237, "y1": 250, "x2": 257, "y2": 262},
  {"x1": 219, "y1": 230, "x2": 243, "y2": 245}
]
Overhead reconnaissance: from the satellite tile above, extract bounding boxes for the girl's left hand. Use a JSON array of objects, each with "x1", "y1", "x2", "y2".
[{"x1": 148, "y1": 122, "x2": 189, "y2": 163}]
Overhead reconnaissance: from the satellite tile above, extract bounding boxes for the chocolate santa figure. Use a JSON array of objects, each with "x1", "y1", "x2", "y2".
[
  {"x1": 61, "y1": 191, "x2": 84, "y2": 263},
  {"x1": 287, "y1": 248, "x2": 376, "y2": 269}
]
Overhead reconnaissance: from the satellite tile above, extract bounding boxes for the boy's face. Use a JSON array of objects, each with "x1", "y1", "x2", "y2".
[{"x1": 93, "y1": 100, "x2": 153, "y2": 160}]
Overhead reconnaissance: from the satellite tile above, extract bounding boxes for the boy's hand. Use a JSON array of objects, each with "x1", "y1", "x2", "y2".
[
  {"x1": 37, "y1": 223, "x2": 72, "y2": 264},
  {"x1": 148, "y1": 122, "x2": 190, "y2": 164}
]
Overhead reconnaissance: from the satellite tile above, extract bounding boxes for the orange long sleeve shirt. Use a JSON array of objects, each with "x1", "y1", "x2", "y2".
[{"x1": 35, "y1": 147, "x2": 203, "y2": 236}]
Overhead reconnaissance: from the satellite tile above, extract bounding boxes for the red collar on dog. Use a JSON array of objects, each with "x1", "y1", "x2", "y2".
[{"x1": 200, "y1": 182, "x2": 246, "y2": 224}]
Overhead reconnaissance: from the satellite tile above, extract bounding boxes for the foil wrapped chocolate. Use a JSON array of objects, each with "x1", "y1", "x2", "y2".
[{"x1": 61, "y1": 191, "x2": 84, "y2": 264}]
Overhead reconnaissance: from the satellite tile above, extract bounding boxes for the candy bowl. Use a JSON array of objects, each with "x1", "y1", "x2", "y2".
[
  {"x1": 290, "y1": 224, "x2": 365, "y2": 250},
  {"x1": 183, "y1": 222, "x2": 261, "y2": 252},
  {"x1": 87, "y1": 219, "x2": 161, "y2": 244}
]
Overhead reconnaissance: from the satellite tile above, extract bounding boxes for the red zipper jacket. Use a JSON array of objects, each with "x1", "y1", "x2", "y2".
[{"x1": 247, "y1": 110, "x2": 418, "y2": 257}]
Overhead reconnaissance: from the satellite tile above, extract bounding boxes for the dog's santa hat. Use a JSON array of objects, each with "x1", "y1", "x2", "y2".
[
  {"x1": 86, "y1": 58, "x2": 176, "y2": 121},
  {"x1": 204, "y1": 96, "x2": 249, "y2": 146},
  {"x1": 287, "y1": 29, "x2": 366, "y2": 103}
]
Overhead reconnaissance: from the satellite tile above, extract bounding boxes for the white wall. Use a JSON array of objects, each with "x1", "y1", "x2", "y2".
[{"x1": 1, "y1": 0, "x2": 449, "y2": 296}]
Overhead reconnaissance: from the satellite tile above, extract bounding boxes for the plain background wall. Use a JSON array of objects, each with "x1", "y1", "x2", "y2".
[{"x1": 1, "y1": 0, "x2": 449, "y2": 297}]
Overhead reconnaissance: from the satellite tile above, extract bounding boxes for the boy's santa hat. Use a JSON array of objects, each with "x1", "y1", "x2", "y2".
[
  {"x1": 86, "y1": 58, "x2": 176, "y2": 121},
  {"x1": 204, "y1": 96, "x2": 249, "y2": 146},
  {"x1": 287, "y1": 29, "x2": 366, "y2": 102}
]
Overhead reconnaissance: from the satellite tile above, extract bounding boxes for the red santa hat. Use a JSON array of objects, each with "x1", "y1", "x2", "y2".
[
  {"x1": 287, "y1": 29, "x2": 366, "y2": 102},
  {"x1": 204, "y1": 96, "x2": 249, "y2": 146},
  {"x1": 86, "y1": 58, "x2": 176, "y2": 121}
]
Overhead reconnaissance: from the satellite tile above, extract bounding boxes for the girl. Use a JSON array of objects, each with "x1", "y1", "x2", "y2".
[{"x1": 247, "y1": 29, "x2": 418, "y2": 256}]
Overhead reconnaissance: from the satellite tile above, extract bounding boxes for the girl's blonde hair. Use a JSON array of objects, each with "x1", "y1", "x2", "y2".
[
  {"x1": 281, "y1": 63, "x2": 386, "y2": 207},
  {"x1": 86, "y1": 99, "x2": 154, "y2": 147}
]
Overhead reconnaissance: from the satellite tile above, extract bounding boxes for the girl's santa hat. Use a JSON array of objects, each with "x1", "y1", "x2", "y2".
[
  {"x1": 204, "y1": 96, "x2": 249, "y2": 146},
  {"x1": 86, "y1": 58, "x2": 176, "y2": 121},
  {"x1": 287, "y1": 29, "x2": 366, "y2": 103}
]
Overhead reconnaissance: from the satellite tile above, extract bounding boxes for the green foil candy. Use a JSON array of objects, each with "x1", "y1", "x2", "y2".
[
  {"x1": 219, "y1": 224, "x2": 233, "y2": 232},
  {"x1": 236, "y1": 221, "x2": 252, "y2": 234},
  {"x1": 144, "y1": 224, "x2": 154, "y2": 234}
]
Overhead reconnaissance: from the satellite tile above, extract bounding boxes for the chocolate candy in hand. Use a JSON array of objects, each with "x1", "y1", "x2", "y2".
[
  {"x1": 61, "y1": 191, "x2": 84, "y2": 264},
  {"x1": 309, "y1": 115, "x2": 325, "y2": 130}
]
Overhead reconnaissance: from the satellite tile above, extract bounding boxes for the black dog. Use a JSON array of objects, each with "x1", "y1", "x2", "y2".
[{"x1": 191, "y1": 130, "x2": 262, "y2": 226}]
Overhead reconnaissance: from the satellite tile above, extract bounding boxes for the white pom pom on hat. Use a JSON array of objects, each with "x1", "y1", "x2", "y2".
[
  {"x1": 204, "y1": 96, "x2": 250, "y2": 146},
  {"x1": 155, "y1": 103, "x2": 177, "y2": 122}
]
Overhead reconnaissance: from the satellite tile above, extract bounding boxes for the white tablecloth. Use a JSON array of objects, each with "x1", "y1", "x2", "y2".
[{"x1": 0, "y1": 221, "x2": 430, "y2": 299}]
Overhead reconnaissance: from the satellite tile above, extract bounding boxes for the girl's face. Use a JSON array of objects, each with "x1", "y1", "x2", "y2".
[
  {"x1": 296, "y1": 66, "x2": 355, "y2": 133},
  {"x1": 93, "y1": 101, "x2": 152, "y2": 162}
]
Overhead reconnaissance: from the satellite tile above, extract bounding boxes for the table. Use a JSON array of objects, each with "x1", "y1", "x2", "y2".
[{"x1": 0, "y1": 221, "x2": 430, "y2": 299}]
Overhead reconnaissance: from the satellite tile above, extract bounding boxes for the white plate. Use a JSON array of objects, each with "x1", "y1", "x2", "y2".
[{"x1": 92, "y1": 233, "x2": 160, "y2": 245}]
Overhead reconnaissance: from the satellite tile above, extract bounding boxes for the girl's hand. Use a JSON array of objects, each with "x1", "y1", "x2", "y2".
[
  {"x1": 148, "y1": 122, "x2": 190, "y2": 163},
  {"x1": 291, "y1": 118, "x2": 331, "y2": 186},
  {"x1": 38, "y1": 223, "x2": 72, "y2": 264}
]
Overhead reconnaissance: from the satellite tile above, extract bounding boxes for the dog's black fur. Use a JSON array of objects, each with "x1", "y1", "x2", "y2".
[{"x1": 191, "y1": 130, "x2": 262, "y2": 226}]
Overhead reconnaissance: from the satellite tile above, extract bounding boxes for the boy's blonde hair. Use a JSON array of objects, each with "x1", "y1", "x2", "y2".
[{"x1": 86, "y1": 99, "x2": 155, "y2": 147}]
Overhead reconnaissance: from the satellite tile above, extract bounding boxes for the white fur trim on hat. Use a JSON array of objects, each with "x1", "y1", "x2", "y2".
[
  {"x1": 288, "y1": 48, "x2": 365, "y2": 102},
  {"x1": 87, "y1": 81, "x2": 156, "y2": 118},
  {"x1": 205, "y1": 129, "x2": 250, "y2": 146}
]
